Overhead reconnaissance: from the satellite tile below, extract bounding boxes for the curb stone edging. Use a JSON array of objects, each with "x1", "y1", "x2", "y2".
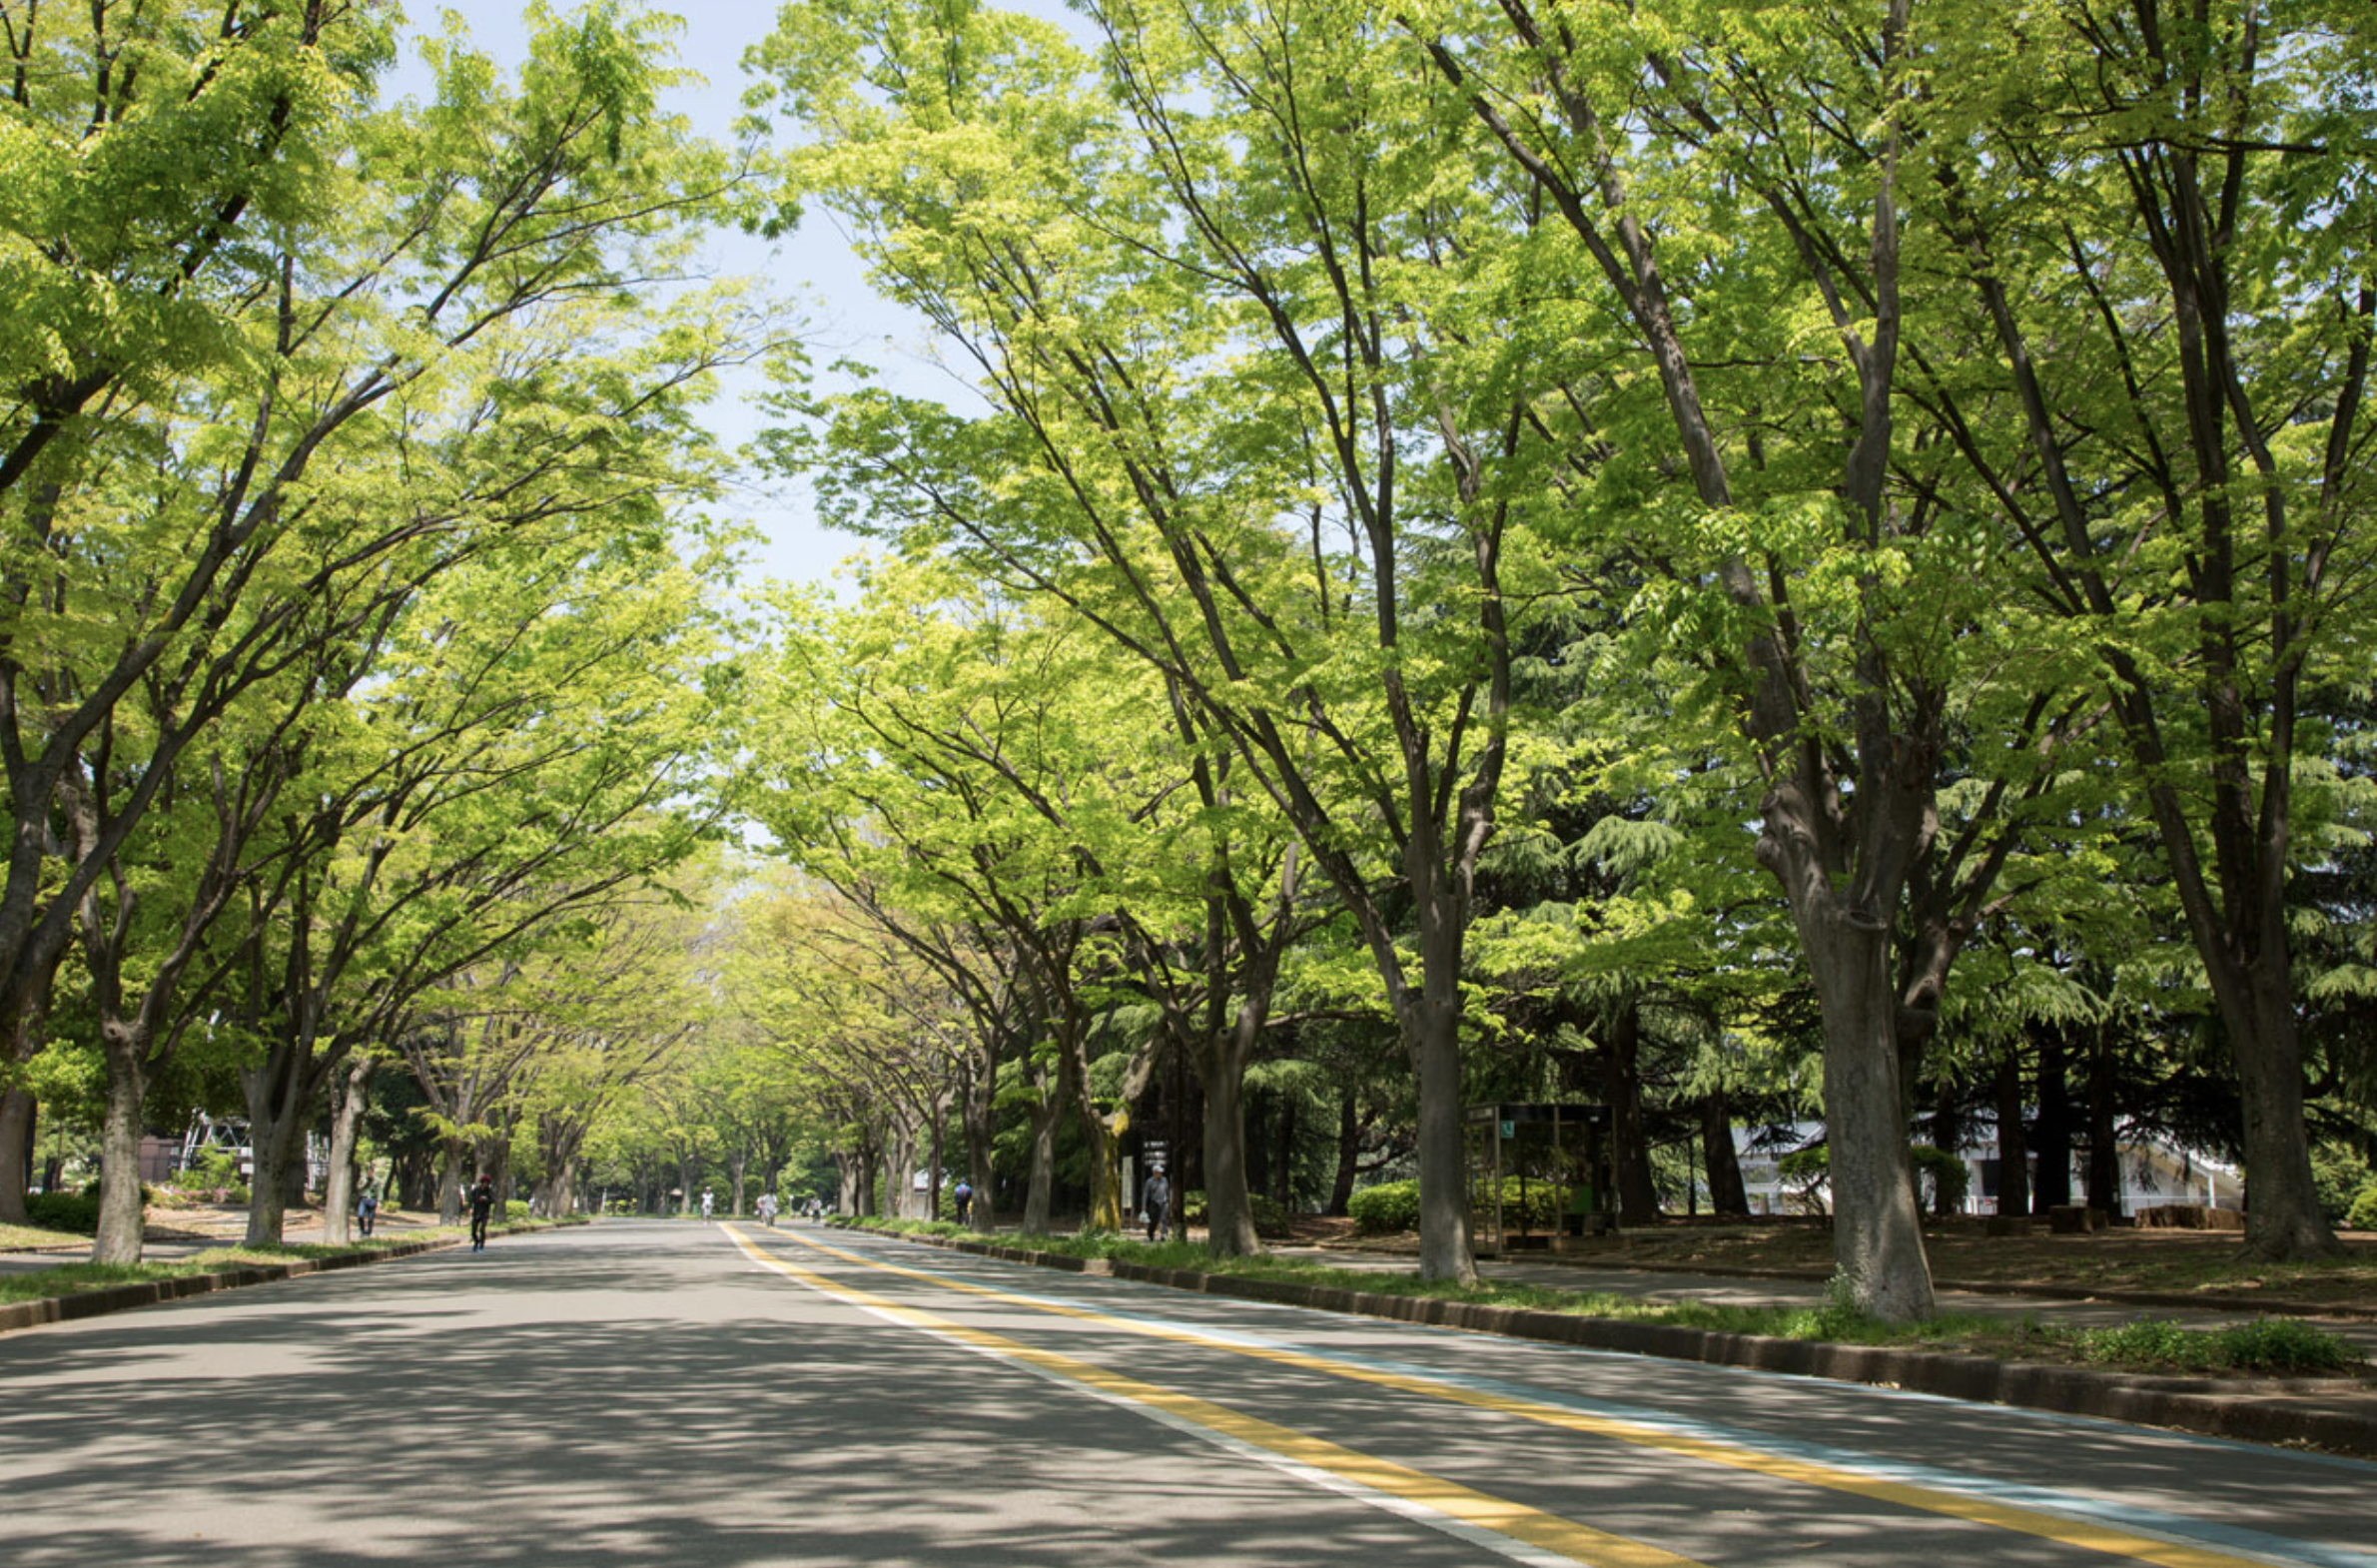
[
  {"x1": 0, "y1": 1219, "x2": 587, "y2": 1335},
  {"x1": 849, "y1": 1226, "x2": 2377, "y2": 1458}
]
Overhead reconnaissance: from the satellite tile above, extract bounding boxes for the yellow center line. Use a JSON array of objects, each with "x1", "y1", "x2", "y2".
[
  {"x1": 738, "y1": 1224, "x2": 2289, "y2": 1568},
  {"x1": 723, "y1": 1224, "x2": 1697, "y2": 1568}
]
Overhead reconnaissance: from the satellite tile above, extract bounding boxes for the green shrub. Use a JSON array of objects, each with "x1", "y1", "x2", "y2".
[
  {"x1": 2072, "y1": 1315, "x2": 2361, "y2": 1375},
  {"x1": 1911, "y1": 1146, "x2": 1970, "y2": 1208},
  {"x1": 27, "y1": 1192, "x2": 101, "y2": 1233},
  {"x1": 1248, "y1": 1193, "x2": 1291, "y2": 1237},
  {"x1": 2216, "y1": 1318, "x2": 2361, "y2": 1374},
  {"x1": 2311, "y1": 1144, "x2": 2371, "y2": 1224},
  {"x1": 504, "y1": 1198, "x2": 529, "y2": 1221},
  {"x1": 1483, "y1": 1176, "x2": 1571, "y2": 1230},
  {"x1": 1348, "y1": 1179, "x2": 1420, "y2": 1234},
  {"x1": 2346, "y1": 1182, "x2": 2377, "y2": 1231}
]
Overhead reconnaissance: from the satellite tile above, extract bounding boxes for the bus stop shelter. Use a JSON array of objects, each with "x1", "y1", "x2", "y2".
[{"x1": 1464, "y1": 1102, "x2": 1614, "y2": 1256}]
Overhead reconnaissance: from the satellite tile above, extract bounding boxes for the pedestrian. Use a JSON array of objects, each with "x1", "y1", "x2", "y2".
[
  {"x1": 757, "y1": 1191, "x2": 778, "y2": 1227},
  {"x1": 357, "y1": 1187, "x2": 379, "y2": 1237},
  {"x1": 1143, "y1": 1167, "x2": 1171, "y2": 1242},
  {"x1": 467, "y1": 1175, "x2": 496, "y2": 1251},
  {"x1": 953, "y1": 1179, "x2": 973, "y2": 1225},
  {"x1": 700, "y1": 1188, "x2": 715, "y2": 1220}
]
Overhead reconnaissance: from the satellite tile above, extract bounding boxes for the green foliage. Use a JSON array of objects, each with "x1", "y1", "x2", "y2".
[
  {"x1": 2310, "y1": 1145, "x2": 2372, "y2": 1225},
  {"x1": 26, "y1": 1193, "x2": 101, "y2": 1234},
  {"x1": 1348, "y1": 1180, "x2": 1421, "y2": 1235},
  {"x1": 2071, "y1": 1317, "x2": 2361, "y2": 1376},
  {"x1": 161, "y1": 1153, "x2": 253, "y2": 1206},
  {"x1": 505, "y1": 1199, "x2": 530, "y2": 1221},
  {"x1": 1176, "y1": 1187, "x2": 1289, "y2": 1235},
  {"x1": 1911, "y1": 1147, "x2": 1971, "y2": 1209},
  {"x1": 2347, "y1": 1184, "x2": 2377, "y2": 1232}
]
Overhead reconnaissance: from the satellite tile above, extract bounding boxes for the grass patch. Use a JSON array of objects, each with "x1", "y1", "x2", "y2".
[
  {"x1": 844, "y1": 1217, "x2": 2366, "y2": 1379},
  {"x1": 0, "y1": 1216, "x2": 586, "y2": 1307},
  {"x1": 0, "y1": 1220, "x2": 87, "y2": 1251}
]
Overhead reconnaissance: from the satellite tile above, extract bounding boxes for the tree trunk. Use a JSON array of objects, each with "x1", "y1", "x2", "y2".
[
  {"x1": 1326, "y1": 1091, "x2": 1361, "y2": 1218},
  {"x1": 924, "y1": 1101, "x2": 946, "y2": 1223},
  {"x1": 1197, "y1": 1022, "x2": 1259, "y2": 1254},
  {"x1": 962, "y1": 1043, "x2": 998, "y2": 1229},
  {"x1": 320, "y1": 1055, "x2": 373, "y2": 1247},
  {"x1": 91, "y1": 1035, "x2": 149, "y2": 1264},
  {"x1": 2031, "y1": 1026, "x2": 2072, "y2": 1212},
  {"x1": 1605, "y1": 998, "x2": 1661, "y2": 1225},
  {"x1": 1801, "y1": 913, "x2": 1934, "y2": 1320},
  {"x1": 1701, "y1": 1085, "x2": 1750, "y2": 1216},
  {"x1": 1022, "y1": 1081, "x2": 1059, "y2": 1233},
  {"x1": 2086, "y1": 1023, "x2": 2120, "y2": 1215},
  {"x1": 437, "y1": 1138, "x2": 465, "y2": 1224},
  {"x1": 243, "y1": 1095, "x2": 302, "y2": 1247},
  {"x1": 0, "y1": 1085, "x2": 32, "y2": 1225},
  {"x1": 2224, "y1": 966, "x2": 2331, "y2": 1255},
  {"x1": 1407, "y1": 961, "x2": 1474, "y2": 1284},
  {"x1": 1270, "y1": 1092, "x2": 1296, "y2": 1211},
  {"x1": 1929, "y1": 1081, "x2": 1962, "y2": 1220},
  {"x1": 729, "y1": 1153, "x2": 748, "y2": 1218},
  {"x1": 1994, "y1": 1050, "x2": 2029, "y2": 1221}
]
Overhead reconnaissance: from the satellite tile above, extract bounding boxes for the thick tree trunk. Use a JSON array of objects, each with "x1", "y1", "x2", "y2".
[
  {"x1": 2231, "y1": 969, "x2": 2332, "y2": 1255},
  {"x1": 1605, "y1": 999, "x2": 1661, "y2": 1225},
  {"x1": 1802, "y1": 914, "x2": 1934, "y2": 1321},
  {"x1": 243, "y1": 1097, "x2": 302, "y2": 1246},
  {"x1": 1701, "y1": 1085, "x2": 1750, "y2": 1216},
  {"x1": 320, "y1": 1055, "x2": 372, "y2": 1247},
  {"x1": 1408, "y1": 970, "x2": 1474, "y2": 1283},
  {"x1": 729, "y1": 1153, "x2": 748, "y2": 1218},
  {"x1": 0, "y1": 1085, "x2": 33, "y2": 1225},
  {"x1": 1198, "y1": 1019, "x2": 1260, "y2": 1254},
  {"x1": 1994, "y1": 1051, "x2": 2029, "y2": 1221},
  {"x1": 91, "y1": 1036, "x2": 148, "y2": 1264}
]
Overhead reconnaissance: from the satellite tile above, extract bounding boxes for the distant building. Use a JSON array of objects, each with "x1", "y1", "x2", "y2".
[{"x1": 1726, "y1": 1120, "x2": 2240, "y2": 1218}]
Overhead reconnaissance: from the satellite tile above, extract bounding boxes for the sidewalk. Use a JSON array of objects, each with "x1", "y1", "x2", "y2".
[
  {"x1": 0, "y1": 1207, "x2": 441, "y2": 1275},
  {"x1": 1272, "y1": 1242, "x2": 2377, "y2": 1361}
]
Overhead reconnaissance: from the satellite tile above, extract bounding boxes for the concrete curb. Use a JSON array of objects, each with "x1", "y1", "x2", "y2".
[
  {"x1": 0, "y1": 1219, "x2": 585, "y2": 1335},
  {"x1": 859, "y1": 1227, "x2": 2377, "y2": 1458}
]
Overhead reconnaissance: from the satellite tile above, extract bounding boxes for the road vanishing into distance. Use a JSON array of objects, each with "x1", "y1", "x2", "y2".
[{"x1": 2, "y1": 1220, "x2": 2370, "y2": 1568}]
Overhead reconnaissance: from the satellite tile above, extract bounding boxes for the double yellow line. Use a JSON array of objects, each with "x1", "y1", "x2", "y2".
[{"x1": 723, "y1": 1225, "x2": 2286, "y2": 1568}]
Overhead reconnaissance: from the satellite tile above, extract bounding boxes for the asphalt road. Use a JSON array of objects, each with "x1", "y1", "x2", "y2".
[{"x1": 1, "y1": 1220, "x2": 2370, "y2": 1568}]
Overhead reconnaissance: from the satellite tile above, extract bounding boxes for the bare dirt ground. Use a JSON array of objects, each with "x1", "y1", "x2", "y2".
[{"x1": 1290, "y1": 1214, "x2": 2377, "y2": 1314}]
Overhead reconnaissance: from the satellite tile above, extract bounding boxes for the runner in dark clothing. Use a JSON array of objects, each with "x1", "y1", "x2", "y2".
[{"x1": 467, "y1": 1176, "x2": 496, "y2": 1251}]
